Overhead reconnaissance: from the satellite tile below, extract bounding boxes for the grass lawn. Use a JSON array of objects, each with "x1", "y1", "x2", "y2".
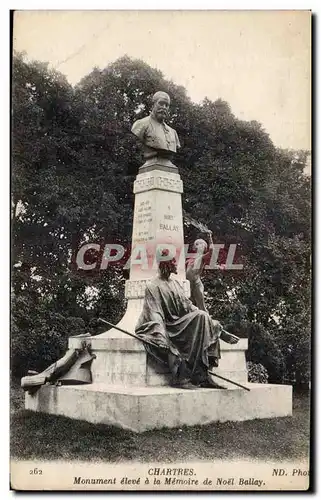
[{"x1": 11, "y1": 378, "x2": 310, "y2": 463}]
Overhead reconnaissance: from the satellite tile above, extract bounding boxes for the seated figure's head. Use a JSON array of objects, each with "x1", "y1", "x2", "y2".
[
  {"x1": 151, "y1": 91, "x2": 170, "y2": 123},
  {"x1": 157, "y1": 249, "x2": 177, "y2": 279},
  {"x1": 193, "y1": 238, "x2": 208, "y2": 253}
]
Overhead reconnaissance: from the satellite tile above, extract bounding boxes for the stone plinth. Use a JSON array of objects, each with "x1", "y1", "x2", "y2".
[{"x1": 25, "y1": 382, "x2": 293, "y2": 433}]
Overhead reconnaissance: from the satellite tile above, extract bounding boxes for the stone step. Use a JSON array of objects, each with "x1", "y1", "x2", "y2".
[{"x1": 25, "y1": 382, "x2": 292, "y2": 433}]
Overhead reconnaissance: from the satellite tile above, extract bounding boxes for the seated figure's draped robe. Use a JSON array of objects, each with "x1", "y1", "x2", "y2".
[{"x1": 135, "y1": 277, "x2": 222, "y2": 383}]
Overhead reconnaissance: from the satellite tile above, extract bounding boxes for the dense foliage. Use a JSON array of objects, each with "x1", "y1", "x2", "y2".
[{"x1": 12, "y1": 53, "x2": 311, "y2": 385}]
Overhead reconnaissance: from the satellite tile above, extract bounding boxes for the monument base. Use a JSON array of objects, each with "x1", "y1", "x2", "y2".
[
  {"x1": 25, "y1": 382, "x2": 292, "y2": 433},
  {"x1": 24, "y1": 336, "x2": 293, "y2": 430}
]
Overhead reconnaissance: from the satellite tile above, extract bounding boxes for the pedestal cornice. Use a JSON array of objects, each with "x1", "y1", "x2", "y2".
[{"x1": 134, "y1": 169, "x2": 183, "y2": 194}]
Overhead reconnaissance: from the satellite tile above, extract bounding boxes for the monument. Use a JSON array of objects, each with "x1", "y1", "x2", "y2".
[{"x1": 24, "y1": 91, "x2": 292, "y2": 432}]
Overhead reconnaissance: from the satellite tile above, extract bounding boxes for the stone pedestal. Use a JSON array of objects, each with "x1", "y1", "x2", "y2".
[
  {"x1": 25, "y1": 162, "x2": 293, "y2": 430},
  {"x1": 25, "y1": 383, "x2": 292, "y2": 433}
]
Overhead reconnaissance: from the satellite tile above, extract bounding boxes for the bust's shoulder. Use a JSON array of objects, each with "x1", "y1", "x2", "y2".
[
  {"x1": 164, "y1": 123, "x2": 180, "y2": 143},
  {"x1": 132, "y1": 116, "x2": 151, "y2": 131},
  {"x1": 164, "y1": 122, "x2": 175, "y2": 132}
]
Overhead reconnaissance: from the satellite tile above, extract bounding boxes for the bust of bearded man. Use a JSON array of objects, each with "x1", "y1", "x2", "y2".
[{"x1": 131, "y1": 91, "x2": 181, "y2": 164}]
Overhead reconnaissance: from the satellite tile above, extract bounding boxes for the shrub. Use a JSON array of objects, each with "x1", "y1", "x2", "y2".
[
  {"x1": 11, "y1": 294, "x2": 86, "y2": 376},
  {"x1": 247, "y1": 322, "x2": 286, "y2": 384},
  {"x1": 247, "y1": 361, "x2": 269, "y2": 383}
]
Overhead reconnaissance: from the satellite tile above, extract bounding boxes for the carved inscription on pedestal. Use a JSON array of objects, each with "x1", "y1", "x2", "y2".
[
  {"x1": 159, "y1": 205, "x2": 179, "y2": 233},
  {"x1": 125, "y1": 279, "x2": 151, "y2": 299},
  {"x1": 125, "y1": 279, "x2": 190, "y2": 299},
  {"x1": 134, "y1": 174, "x2": 183, "y2": 194},
  {"x1": 132, "y1": 199, "x2": 154, "y2": 243}
]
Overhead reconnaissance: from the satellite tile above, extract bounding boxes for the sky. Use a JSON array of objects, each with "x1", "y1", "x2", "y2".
[{"x1": 13, "y1": 10, "x2": 311, "y2": 151}]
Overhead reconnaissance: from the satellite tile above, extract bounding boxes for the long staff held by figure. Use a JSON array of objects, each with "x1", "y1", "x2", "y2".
[{"x1": 98, "y1": 318, "x2": 250, "y2": 391}]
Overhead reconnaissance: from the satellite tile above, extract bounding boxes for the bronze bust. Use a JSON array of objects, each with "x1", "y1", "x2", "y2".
[{"x1": 131, "y1": 91, "x2": 180, "y2": 164}]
